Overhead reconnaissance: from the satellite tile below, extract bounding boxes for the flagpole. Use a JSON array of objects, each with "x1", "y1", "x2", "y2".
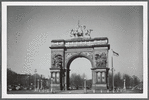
[
  {"x1": 111, "y1": 49, "x2": 114, "y2": 92},
  {"x1": 112, "y1": 56, "x2": 115, "y2": 92},
  {"x1": 111, "y1": 49, "x2": 119, "y2": 92}
]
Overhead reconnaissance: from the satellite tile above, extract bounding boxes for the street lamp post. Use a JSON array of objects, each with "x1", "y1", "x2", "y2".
[
  {"x1": 111, "y1": 49, "x2": 119, "y2": 93},
  {"x1": 48, "y1": 75, "x2": 50, "y2": 92},
  {"x1": 34, "y1": 69, "x2": 37, "y2": 91},
  {"x1": 111, "y1": 56, "x2": 115, "y2": 93},
  {"x1": 29, "y1": 73, "x2": 31, "y2": 90},
  {"x1": 84, "y1": 77, "x2": 87, "y2": 93},
  {"x1": 123, "y1": 78, "x2": 126, "y2": 91},
  {"x1": 37, "y1": 79, "x2": 40, "y2": 91},
  {"x1": 28, "y1": 74, "x2": 30, "y2": 89},
  {"x1": 41, "y1": 79, "x2": 43, "y2": 90},
  {"x1": 51, "y1": 78, "x2": 53, "y2": 93}
]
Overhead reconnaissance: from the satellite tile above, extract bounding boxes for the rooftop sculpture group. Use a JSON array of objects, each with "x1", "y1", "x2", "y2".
[{"x1": 70, "y1": 21, "x2": 93, "y2": 38}]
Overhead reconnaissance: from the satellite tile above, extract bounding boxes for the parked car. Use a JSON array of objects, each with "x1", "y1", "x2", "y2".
[
  {"x1": 15, "y1": 85, "x2": 21, "y2": 90},
  {"x1": 7, "y1": 85, "x2": 13, "y2": 91},
  {"x1": 7, "y1": 85, "x2": 20, "y2": 91}
]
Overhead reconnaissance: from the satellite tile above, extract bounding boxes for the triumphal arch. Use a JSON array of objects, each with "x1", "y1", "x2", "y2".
[{"x1": 50, "y1": 23, "x2": 110, "y2": 91}]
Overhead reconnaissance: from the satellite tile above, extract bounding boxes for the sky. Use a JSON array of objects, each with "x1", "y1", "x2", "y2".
[{"x1": 7, "y1": 6, "x2": 143, "y2": 80}]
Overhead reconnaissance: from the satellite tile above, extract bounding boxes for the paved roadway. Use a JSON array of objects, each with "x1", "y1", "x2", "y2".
[{"x1": 7, "y1": 89, "x2": 143, "y2": 94}]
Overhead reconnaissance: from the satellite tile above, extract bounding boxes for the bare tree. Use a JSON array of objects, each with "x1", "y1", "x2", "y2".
[{"x1": 70, "y1": 73, "x2": 84, "y2": 89}]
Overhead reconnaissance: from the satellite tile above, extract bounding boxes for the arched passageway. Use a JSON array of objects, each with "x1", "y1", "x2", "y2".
[{"x1": 68, "y1": 57, "x2": 92, "y2": 90}]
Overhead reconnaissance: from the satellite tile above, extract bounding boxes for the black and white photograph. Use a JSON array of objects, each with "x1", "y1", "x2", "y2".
[{"x1": 2, "y1": 1, "x2": 148, "y2": 99}]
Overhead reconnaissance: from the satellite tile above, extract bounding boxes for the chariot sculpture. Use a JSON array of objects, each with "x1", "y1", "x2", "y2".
[{"x1": 70, "y1": 21, "x2": 93, "y2": 38}]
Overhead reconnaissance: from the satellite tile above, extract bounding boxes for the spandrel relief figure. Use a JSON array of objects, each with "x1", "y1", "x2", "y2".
[
  {"x1": 52, "y1": 54, "x2": 62, "y2": 68},
  {"x1": 95, "y1": 52, "x2": 107, "y2": 68}
]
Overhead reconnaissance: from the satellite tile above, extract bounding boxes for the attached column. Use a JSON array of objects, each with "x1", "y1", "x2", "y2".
[
  {"x1": 65, "y1": 70, "x2": 67, "y2": 90},
  {"x1": 100, "y1": 72, "x2": 102, "y2": 83},
  {"x1": 56, "y1": 72, "x2": 60, "y2": 83},
  {"x1": 102, "y1": 72, "x2": 106, "y2": 83},
  {"x1": 93, "y1": 71, "x2": 96, "y2": 84},
  {"x1": 92, "y1": 70, "x2": 97, "y2": 91},
  {"x1": 97, "y1": 72, "x2": 101, "y2": 83}
]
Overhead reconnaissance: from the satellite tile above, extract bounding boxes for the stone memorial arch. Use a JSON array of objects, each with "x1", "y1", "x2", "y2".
[{"x1": 49, "y1": 24, "x2": 110, "y2": 91}]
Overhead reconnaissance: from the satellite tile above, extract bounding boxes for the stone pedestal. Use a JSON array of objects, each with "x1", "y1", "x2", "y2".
[
  {"x1": 123, "y1": 79, "x2": 126, "y2": 91},
  {"x1": 91, "y1": 68, "x2": 109, "y2": 90},
  {"x1": 50, "y1": 68, "x2": 61, "y2": 91}
]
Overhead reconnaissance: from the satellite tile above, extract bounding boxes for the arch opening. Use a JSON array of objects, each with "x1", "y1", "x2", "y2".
[{"x1": 67, "y1": 57, "x2": 92, "y2": 90}]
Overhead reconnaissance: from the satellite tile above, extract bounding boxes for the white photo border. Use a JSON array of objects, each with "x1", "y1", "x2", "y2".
[{"x1": 2, "y1": 1, "x2": 148, "y2": 99}]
